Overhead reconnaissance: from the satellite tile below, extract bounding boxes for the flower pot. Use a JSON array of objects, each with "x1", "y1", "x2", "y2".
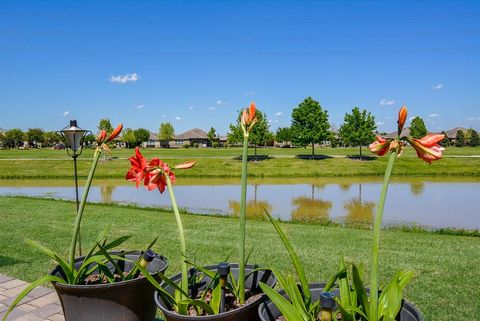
[
  {"x1": 258, "y1": 283, "x2": 422, "y2": 321},
  {"x1": 51, "y1": 251, "x2": 168, "y2": 321},
  {"x1": 155, "y1": 263, "x2": 276, "y2": 321}
]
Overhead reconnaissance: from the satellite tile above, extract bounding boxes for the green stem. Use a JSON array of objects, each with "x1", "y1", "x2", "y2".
[
  {"x1": 165, "y1": 174, "x2": 188, "y2": 300},
  {"x1": 369, "y1": 151, "x2": 396, "y2": 320},
  {"x1": 238, "y1": 134, "x2": 249, "y2": 304},
  {"x1": 69, "y1": 148, "x2": 102, "y2": 267}
]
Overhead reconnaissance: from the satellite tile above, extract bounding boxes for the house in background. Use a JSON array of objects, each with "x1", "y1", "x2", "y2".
[
  {"x1": 170, "y1": 128, "x2": 209, "y2": 147},
  {"x1": 142, "y1": 132, "x2": 161, "y2": 148},
  {"x1": 445, "y1": 127, "x2": 468, "y2": 143}
]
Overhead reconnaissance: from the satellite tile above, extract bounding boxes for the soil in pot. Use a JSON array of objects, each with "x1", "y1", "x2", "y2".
[{"x1": 155, "y1": 263, "x2": 276, "y2": 321}]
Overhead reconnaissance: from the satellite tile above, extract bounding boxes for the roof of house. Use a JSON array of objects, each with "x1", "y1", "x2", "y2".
[
  {"x1": 149, "y1": 132, "x2": 159, "y2": 140},
  {"x1": 384, "y1": 127, "x2": 411, "y2": 139},
  {"x1": 174, "y1": 128, "x2": 208, "y2": 140},
  {"x1": 445, "y1": 127, "x2": 468, "y2": 139}
]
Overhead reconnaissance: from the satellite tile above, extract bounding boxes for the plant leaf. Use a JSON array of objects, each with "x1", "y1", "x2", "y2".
[
  {"x1": 351, "y1": 263, "x2": 369, "y2": 321},
  {"x1": 259, "y1": 282, "x2": 304, "y2": 321},
  {"x1": 26, "y1": 239, "x2": 74, "y2": 283}
]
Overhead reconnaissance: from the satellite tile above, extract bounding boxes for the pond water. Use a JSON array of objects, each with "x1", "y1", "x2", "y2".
[{"x1": 0, "y1": 178, "x2": 479, "y2": 230}]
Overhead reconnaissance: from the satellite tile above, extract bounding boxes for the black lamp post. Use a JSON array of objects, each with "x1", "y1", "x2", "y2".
[{"x1": 58, "y1": 120, "x2": 90, "y2": 256}]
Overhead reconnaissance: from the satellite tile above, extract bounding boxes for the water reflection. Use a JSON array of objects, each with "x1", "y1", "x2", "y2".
[
  {"x1": 410, "y1": 182, "x2": 425, "y2": 197},
  {"x1": 100, "y1": 185, "x2": 115, "y2": 204},
  {"x1": 228, "y1": 185, "x2": 273, "y2": 219},
  {"x1": 343, "y1": 184, "x2": 375, "y2": 227},
  {"x1": 291, "y1": 197, "x2": 331, "y2": 222}
]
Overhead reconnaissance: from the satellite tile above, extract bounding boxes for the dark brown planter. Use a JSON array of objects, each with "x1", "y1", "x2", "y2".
[
  {"x1": 258, "y1": 283, "x2": 422, "y2": 321},
  {"x1": 155, "y1": 263, "x2": 276, "y2": 321},
  {"x1": 51, "y1": 251, "x2": 168, "y2": 321}
]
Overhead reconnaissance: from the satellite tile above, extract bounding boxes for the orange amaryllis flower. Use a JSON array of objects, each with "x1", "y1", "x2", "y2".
[
  {"x1": 241, "y1": 102, "x2": 257, "y2": 135},
  {"x1": 96, "y1": 130, "x2": 107, "y2": 144},
  {"x1": 397, "y1": 106, "x2": 407, "y2": 135},
  {"x1": 106, "y1": 124, "x2": 123, "y2": 143},
  {"x1": 407, "y1": 133, "x2": 445, "y2": 164},
  {"x1": 368, "y1": 136, "x2": 391, "y2": 156},
  {"x1": 174, "y1": 161, "x2": 197, "y2": 170}
]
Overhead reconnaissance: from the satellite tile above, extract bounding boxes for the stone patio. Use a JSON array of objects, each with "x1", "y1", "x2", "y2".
[{"x1": 0, "y1": 274, "x2": 64, "y2": 321}]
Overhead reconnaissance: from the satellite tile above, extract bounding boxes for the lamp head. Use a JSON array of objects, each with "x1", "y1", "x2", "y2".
[{"x1": 59, "y1": 120, "x2": 88, "y2": 157}]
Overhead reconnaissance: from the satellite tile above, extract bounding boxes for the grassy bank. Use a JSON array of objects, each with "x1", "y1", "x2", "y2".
[
  {"x1": 1, "y1": 147, "x2": 480, "y2": 179},
  {"x1": 0, "y1": 196, "x2": 479, "y2": 321}
]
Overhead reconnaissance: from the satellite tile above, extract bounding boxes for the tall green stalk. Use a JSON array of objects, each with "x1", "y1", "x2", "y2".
[
  {"x1": 369, "y1": 151, "x2": 396, "y2": 320},
  {"x1": 68, "y1": 148, "x2": 102, "y2": 267},
  {"x1": 166, "y1": 175, "x2": 189, "y2": 300},
  {"x1": 238, "y1": 134, "x2": 249, "y2": 304}
]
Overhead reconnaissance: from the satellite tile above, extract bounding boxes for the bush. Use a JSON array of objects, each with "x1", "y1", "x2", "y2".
[
  {"x1": 212, "y1": 141, "x2": 219, "y2": 148},
  {"x1": 193, "y1": 143, "x2": 199, "y2": 148},
  {"x1": 183, "y1": 143, "x2": 190, "y2": 149}
]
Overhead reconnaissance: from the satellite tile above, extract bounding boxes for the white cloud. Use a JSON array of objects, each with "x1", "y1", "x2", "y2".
[
  {"x1": 62, "y1": 111, "x2": 70, "y2": 117},
  {"x1": 175, "y1": 116, "x2": 182, "y2": 120},
  {"x1": 188, "y1": 105, "x2": 195, "y2": 110},
  {"x1": 428, "y1": 113, "x2": 439, "y2": 118},
  {"x1": 376, "y1": 121, "x2": 385, "y2": 126},
  {"x1": 135, "y1": 104, "x2": 145, "y2": 109},
  {"x1": 216, "y1": 100, "x2": 228, "y2": 106},
  {"x1": 380, "y1": 99, "x2": 395, "y2": 106},
  {"x1": 467, "y1": 116, "x2": 480, "y2": 121},
  {"x1": 408, "y1": 116, "x2": 415, "y2": 121},
  {"x1": 110, "y1": 73, "x2": 140, "y2": 84},
  {"x1": 275, "y1": 112, "x2": 283, "y2": 117},
  {"x1": 161, "y1": 114, "x2": 167, "y2": 118},
  {"x1": 431, "y1": 83, "x2": 443, "y2": 90},
  {"x1": 244, "y1": 91, "x2": 256, "y2": 96},
  {"x1": 207, "y1": 107, "x2": 215, "y2": 111}
]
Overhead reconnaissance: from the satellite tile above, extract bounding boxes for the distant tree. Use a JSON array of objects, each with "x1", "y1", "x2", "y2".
[
  {"x1": 291, "y1": 97, "x2": 330, "y2": 156},
  {"x1": 440, "y1": 131, "x2": 450, "y2": 147},
  {"x1": 275, "y1": 127, "x2": 292, "y2": 146},
  {"x1": 26, "y1": 128, "x2": 45, "y2": 147},
  {"x1": 122, "y1": 128, "x2": 137, "y2": 148},
  {"x1": 468, "y1": 128, "x2": 479, "y2": 147},
  {"x1": 134, "y1": 128, "x2": 150, "y2": 146},
  {"x1": 207, "y1": 127, "x2": 217, "y2": 146},
  {"x1": 98, "y1": 118, "x2": 113, "y2": 134},
  {"x1": 159, "y1": 122, "x2": 175, "y2": 141},
  {"x1": 4, "y1": 128, "x2": 24, "y2": 148},
  {"x1": 410, "y1": 117, "x2": 427, "y2": 139},
  {"x1": 455, "y1": 130, "x2": 465, "y2": 147},
  {"x1": 228, "y1": 108, "x2": 270, "y2": 158},
  {"x1": 0, "y1": 132, "x2": 5, "y2": 148},
  {"x1": 44, "y1": 131, "x2": 62, "y2": 147},
  {"x1": 84, "y1": 134, "x2": 96, "y2": 145},
  {"x1": 339, "y1": 107, "x2": 376, "y2": 158}
]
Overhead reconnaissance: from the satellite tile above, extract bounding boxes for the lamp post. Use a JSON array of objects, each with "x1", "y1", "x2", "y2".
[{"x1": 58, "y1": 120, "x2": 90, "y2": 256}]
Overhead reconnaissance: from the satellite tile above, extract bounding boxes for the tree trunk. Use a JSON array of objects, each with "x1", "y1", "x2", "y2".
[
  {"x1": 254, "y1": 144, "x2": 258, "y2": 161},
  {"x1": 359, "y1": 145, "x2": 362, "y2": 159},
  {"x1": 311, "y1": 143, "x2": 315, "y2": 158}
]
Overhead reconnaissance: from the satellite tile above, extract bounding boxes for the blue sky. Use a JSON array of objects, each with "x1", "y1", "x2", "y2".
[{"x1": 1, "y1": 0, "x2": 479, "y2": 135}]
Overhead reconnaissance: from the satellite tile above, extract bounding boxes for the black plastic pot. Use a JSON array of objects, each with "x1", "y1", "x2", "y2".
[
  {"x1": 51, "y1": 251, "x2": 168, "y2": 321},
  {"x1": 258, "y1": 283, "x2": 422, "y2": 321},
  {"x1": 155, "y1": 263, "x2": 276, "y2": 321}
]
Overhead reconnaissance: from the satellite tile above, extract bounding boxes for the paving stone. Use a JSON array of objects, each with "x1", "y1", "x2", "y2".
[
  {"x1": 0, "y1": 275, "x2": 14, "y2": 284},
  {"x1": 2, "y1": 283, "x2": 29, "y2": 297},
  {"x1": 47, "y1": 314, "x2": 65, "y2": 321},
  {"x1": 32, "y1": 303, "x2": 62, "y2": 318},
  {"x1": 0, "y1": 279, "x2": 28, "y2": 290},
  {"x1": 28, "y1": 292, "x2": 60, "y2": 308},
  {"x1": 0, "y1": 293, "x2": 35, "y2": 306},
  {"x1": 29, "y1": 287, "x2": 54, "y2": 299},
  {"x1": 0, "y1": 295, "x2": 7, "y2": 301},
  {"x1": 16, "y1": 313, "x2": 44, "y2": 321}
]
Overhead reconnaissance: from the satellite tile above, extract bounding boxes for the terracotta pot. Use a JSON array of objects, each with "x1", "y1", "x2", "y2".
[
  {"x1": 155, "y1": 263, "x2": 276, "y2": 321},
  {"x1": 258, "y1": 283, "x2": 422, "y2": 321},
  {"x1": 51, "y1": 251, "x2": 168, "y2": 321}
]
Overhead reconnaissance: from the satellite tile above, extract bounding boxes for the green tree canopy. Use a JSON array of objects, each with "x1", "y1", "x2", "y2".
[
  {"x1": 410, "y1": 117, "x2": 427, "y2": 138},
  {"x1": 207, "y1": 127, "x2": 217, "y2": 145},
  {"x1": 134, "y1": 128, "x2": 150, "y2": 146},
  {"x1": 26, "y1": 128, "x2": 45, "y2": 146},
  {"x1": 159, "y1": 122, "x2": 175, "y2": 141},
  {"x1": 122, "y1": 128, "x2": 137, "y2": 148},
  {"x1": 468, "y1": 128, "x2": 479, "y2": 147},
  {"x1": 275, "y1": 127, "x2": 292, "y2": 145},
  {"x1": 43, "y1": 131, "x2": 62, "y2": 147},
  {"x1": 0, "y1": 132, "x2": 5, "y2": 147},
  {"x1": 228, "y1": 108, "x2": 270, "y2": 157},
  {"x1": 98, "y1": 118, "x2": 113, "y2": 133},
  {"x1": 455, "y1": 130, "x2": 465, "y2": 147},
  {"x1": 338, "y1": 107, "x2": 376, "y2": 157},
  {"x1": 291, "y1": 97, "x2": 330, "y2": 156},
  {"x1": 4, "y1": 128, "x2": 25, "y2": 148}
]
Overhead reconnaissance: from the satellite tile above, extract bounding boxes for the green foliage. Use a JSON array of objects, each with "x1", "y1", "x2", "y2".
[
  {"x1": 339, "y1": 107, "x2": 376, "y2": 156},
  {"x1": 467, "y1": 128, "x2": 479, "y2": 147},
  {"x1": 228, "y1": 108, "x2": 270, "y2": 147},
  {"x1": 98, "y1": 118, "x2": 113, "y2": 133},
  {"x1": 275, "y1": 127, "x2": 292, "y2": 145},
  {"x1": 440, "y1": 131, "x2": 450, "y2": 147},
  {"x1": 43, "y1": 131, "x2": 62, "y2": 147},
  {"x1": 207, "y1": 127, "x2": 217, "y2": 144},
  {"x1": 455, "y1": 130, "x2": 465, "y2": 147},
  {"x1": 159, "y1": 122, "x2": 175, "y2": 141},
  {"x1": 122, "y1": 128, "x2": 137, "y2": 148},
  {"x1": 291, "y1": 97, "x2": 330, "y2": 155},
  {"x1": 212, "y1": 141, "x2": 219, "y2": 148},
  {"x1": 0, "y1": 131, "x2": 5, "y2": 147},
  {"x1": 4, "y1": 128, "x2": 25, "y2": 148},
  {"x1": 26, "y1": 128, "x2": 45, "y2": 146},
  {"x1": 409, "y1": 117, "x2": 427, "y2": 139},
  {"x1": 134, "y1": 128, "x2": 150, "y2": 145},
  {"x1": 183, "y1": 143, "x2": 190, "y2": 149},
  {"x1": 193, "y1": 142, "x2": 200, "y2": 148}
]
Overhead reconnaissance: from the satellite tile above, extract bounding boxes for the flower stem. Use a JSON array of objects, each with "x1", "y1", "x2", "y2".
[
  {"x1": 369, "y1": 151, "x2": 396, "y2": 320},
  {"x1": 165, "y1": 174, "x2": 188, "y2": 300},
  {"x1": 238, "y1": 134, "x2": 249, "y2": 304},
  {"x1": 69, "y1": 148, "x2": 102, "y2": 268}
]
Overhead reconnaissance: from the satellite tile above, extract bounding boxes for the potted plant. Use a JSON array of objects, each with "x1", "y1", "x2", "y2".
[
  {"x1": 2, "y1": 124, "x2": 169, "y2": 321},
  {"x1": 258, "y1": 106, "x2": 445, "y2": 321},
  {"x1": 137, "y1": 103, "x2": 275, "y2": 320}
]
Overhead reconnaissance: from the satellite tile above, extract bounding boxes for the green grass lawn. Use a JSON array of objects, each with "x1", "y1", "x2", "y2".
[
  {"x1": 0, "y1": 146, "x2": 479, "y2": 179},
  {"x1": 0, "y1": 196, "x2": 478, "y2": 321}
]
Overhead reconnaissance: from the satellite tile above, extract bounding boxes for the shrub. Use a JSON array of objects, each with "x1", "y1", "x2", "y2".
[{"x1": 183, "y1": 143, "x2": 190, "y2": 149}]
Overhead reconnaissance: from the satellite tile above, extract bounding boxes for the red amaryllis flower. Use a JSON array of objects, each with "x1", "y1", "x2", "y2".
[
  {"x1": 241, "y1": 102, "x2": 257, "y2": 127},
  {"x1": 145, "y1": 158, "x2": 175, "y2": 193},
  {"x1": 369, "y1": 136, "x2": 391, "y2": 156},
  {"x1": 408, "y1": 134, "x2": 445, "y2": 164},
  {"x1": 397, "y1": 106, "x2": 407, "y2": 135},
  {"x1": 125, "y1": 147, "x2": 148, "y2": 188}
]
